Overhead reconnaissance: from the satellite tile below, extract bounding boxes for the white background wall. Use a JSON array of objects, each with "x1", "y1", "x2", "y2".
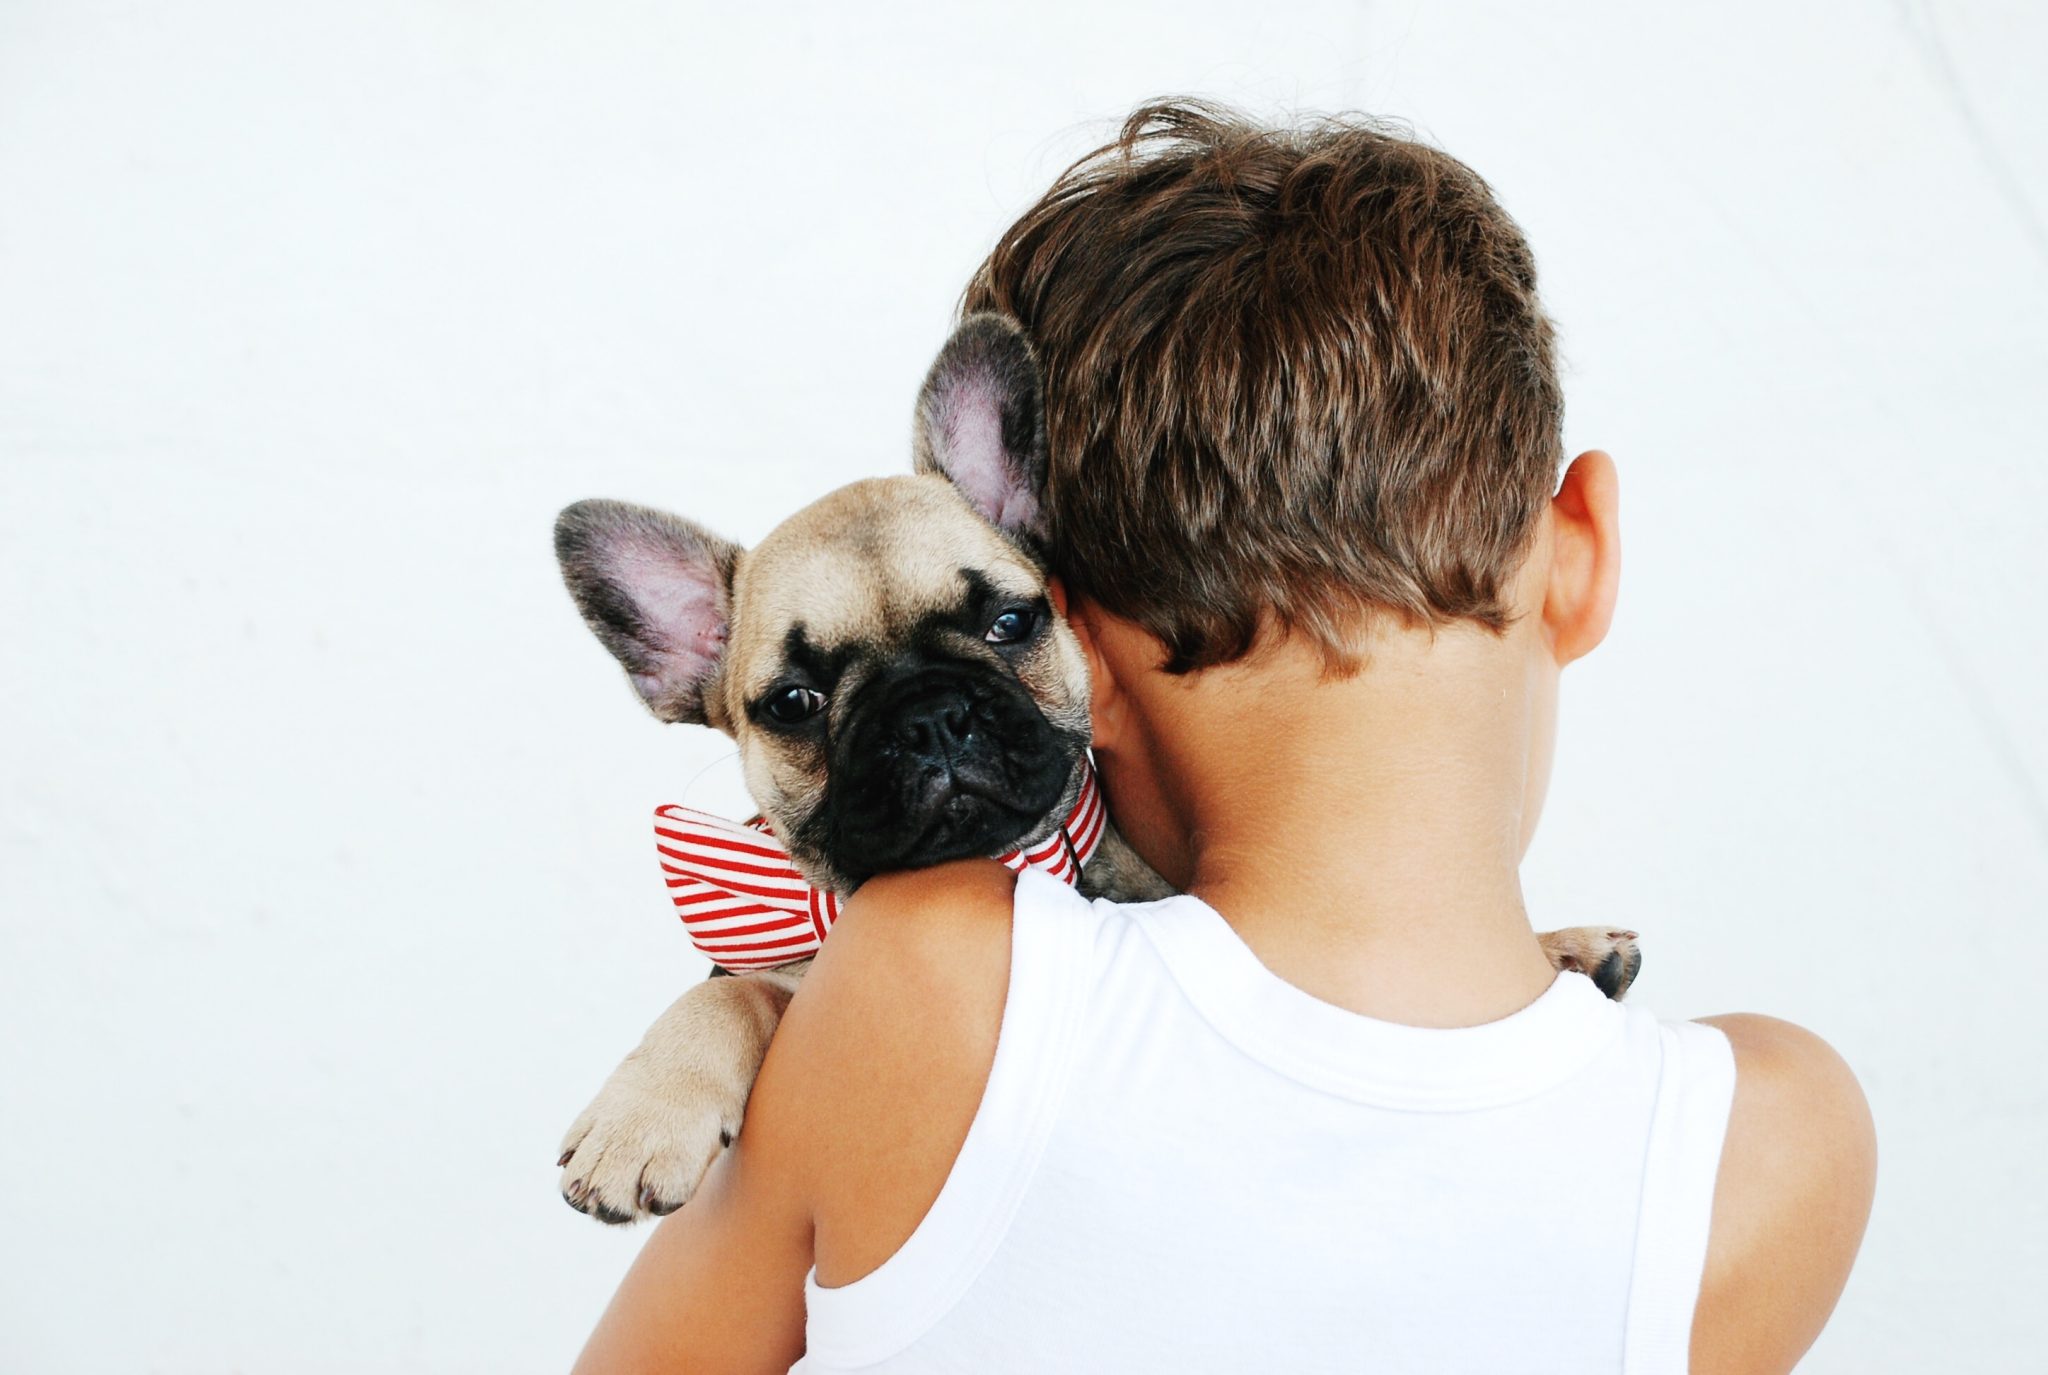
[{"x1": 2, "y1": 1, "x2": 2042, "y2": 1369}]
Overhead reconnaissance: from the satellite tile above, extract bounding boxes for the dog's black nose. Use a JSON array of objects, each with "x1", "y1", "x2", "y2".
[{"x1": 892, "y1": 693, "x2": 974, "y2": 763}]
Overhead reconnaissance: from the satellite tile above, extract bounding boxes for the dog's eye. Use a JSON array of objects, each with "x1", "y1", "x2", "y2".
[
  {"x1": 986, "y1": 608, "x2": 1038, "y2": 646},
  {"x1": 763, "y1": 685, "x2": 826, "y2": 725}
]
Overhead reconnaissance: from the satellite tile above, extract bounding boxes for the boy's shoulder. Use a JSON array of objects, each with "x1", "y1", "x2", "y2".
[
  {"x1": 1689, "y1": 1014, "x2": 1876, "y2": 1374},
  {"x1": 747, "y1": 860, "x2": 1018, "y2": 1285}
]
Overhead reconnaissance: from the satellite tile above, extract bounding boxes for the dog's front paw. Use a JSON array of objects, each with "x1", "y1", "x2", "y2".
[
  {"x1": 1536, "y1": 925, "x2": 1643, "y2": 1001},
  {"x1": 555, "y1": 1056, "x2": 744, "y2": 1225}
]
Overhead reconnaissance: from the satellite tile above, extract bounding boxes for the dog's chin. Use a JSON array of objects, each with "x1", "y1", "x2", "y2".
[
  {"x1": 827, "y1": 765, "x2": 1069, "y2": 885},
  {"x1": 905, "y1": 787, "x2": 1040, "y2": 864}
]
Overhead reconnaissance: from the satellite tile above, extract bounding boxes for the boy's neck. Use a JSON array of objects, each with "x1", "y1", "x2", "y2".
[{"x1": 1111, "y1": 622, "x2": 1560, "y2": 1028}]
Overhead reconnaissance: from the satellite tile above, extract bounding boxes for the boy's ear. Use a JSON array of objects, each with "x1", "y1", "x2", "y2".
[
  {"x1": 1542, "y1": 450, "x2": 1621, "y2": 665},
  {"x1": 1046, "y1": 575, "x2": 1069, "y2": 620},
  {"x1": 1055, "y1": 581, "x2": 1128, "y2": 753},
  {"x1": 912, "y1": 312, "x2": 1049, "y2": 546},
  {"x1": 553, "y1": 499, "x2": 743, "y2": 725}
]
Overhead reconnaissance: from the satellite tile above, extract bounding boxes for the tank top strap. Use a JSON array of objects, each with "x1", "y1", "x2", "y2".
[
  {"x1": 799, "y1": 868, "x2": 1103, "y2": 1368},
  {"x1": 1621, "y1": 1018, "x2": 1739, "y2": 1374}
]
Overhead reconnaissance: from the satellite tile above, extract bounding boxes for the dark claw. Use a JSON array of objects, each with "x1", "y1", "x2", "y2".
[
  {"x1": 557, "y1": 1149, "x2": 574, "y2": 1168},
  {"x1": 589, "y1": 1198, "x2": 636, "y2": 1226},
  {"x1": 718, "y1": 1128, "x2": 734, "y2": 1148},
  {"x1": 563, "y1": 1174, "x2": 638, "y2": 1225},
  {"x1": 640, "y1": 1180, "x2": 682, "y2": 1216}
]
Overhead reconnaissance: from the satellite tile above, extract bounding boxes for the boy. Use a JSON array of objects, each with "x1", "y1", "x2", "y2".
[{"x1": 575, "y1": 102, "x2": 1874, "y2": 1373}]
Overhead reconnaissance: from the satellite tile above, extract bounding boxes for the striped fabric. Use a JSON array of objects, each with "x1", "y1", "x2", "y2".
[{"x1": 654, "y1": 761, "x2": 1108, "y2": 972}]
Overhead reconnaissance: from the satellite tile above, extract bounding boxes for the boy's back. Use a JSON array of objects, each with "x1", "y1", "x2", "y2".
[{"x1": 793, "y1": 874, "x2": 1734, "y2": 1374}]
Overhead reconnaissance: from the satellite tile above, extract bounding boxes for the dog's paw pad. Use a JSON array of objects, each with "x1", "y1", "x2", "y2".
[
  {"x1": 1537, "y1": 925, "x2": 1644, "y2": 1001},
  {"x1": 1591, "y1": 941, "x2": 1644, "y2": 1000}
]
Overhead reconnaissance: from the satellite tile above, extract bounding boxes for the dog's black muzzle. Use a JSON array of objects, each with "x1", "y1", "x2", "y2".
[{"x1": 818, "y1": 661, "x2": 1077, "y2": 883}]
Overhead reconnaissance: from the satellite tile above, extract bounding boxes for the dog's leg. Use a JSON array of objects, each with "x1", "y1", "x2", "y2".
[
  {"x1": 1536, "y1": 926, "x2": 1642, "y2": 1000},
  {"x1": 557, "y1": 961, "x2": 808, "y2": 1224},
  {"x1": 1078, "y1": 821, "x2": 1177, "y2": 902}
]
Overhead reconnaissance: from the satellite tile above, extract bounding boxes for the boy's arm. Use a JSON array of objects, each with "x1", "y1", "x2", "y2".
[
  {"x1": 570, "y1": 1133, "x2": 810, "y2": 1375},
  {"x1": 1690, "y1": 1015, "x2": 1877, "y2": 1374},
  {"x1": 571, "y1": 860, "x2": 1016, "y2": 1373}
]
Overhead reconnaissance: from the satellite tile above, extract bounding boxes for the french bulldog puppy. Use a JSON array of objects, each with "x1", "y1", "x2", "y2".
[{"x1": 551, "y1": 314, "x2": 1642, "y2": 1224}]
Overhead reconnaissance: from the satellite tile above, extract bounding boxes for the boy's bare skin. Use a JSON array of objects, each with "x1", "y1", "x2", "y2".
[{"x1": 574, "y1": 450, "x2": 1877, "y2": 1374}]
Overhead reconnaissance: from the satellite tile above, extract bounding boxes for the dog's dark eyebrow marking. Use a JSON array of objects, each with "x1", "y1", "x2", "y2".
[
  {"x1": 951, "y1": 569, "x2": 1026, "y2": 631},
  {"x1": 908, "y1": 569, "x2": 1050, "y2": 654},
  {"x1": 779, "y1": 621, "x2": 856, "y2": 688}
]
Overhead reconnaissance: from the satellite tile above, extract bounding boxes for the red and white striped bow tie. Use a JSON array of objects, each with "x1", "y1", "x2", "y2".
[{"x1": 653, "y1": 761, "x2": 1107, "y2": 972}]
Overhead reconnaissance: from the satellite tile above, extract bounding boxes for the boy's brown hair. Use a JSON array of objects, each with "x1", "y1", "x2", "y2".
[{"x1": 962, "y1": 100, "x2": 1564, "y2": 673}]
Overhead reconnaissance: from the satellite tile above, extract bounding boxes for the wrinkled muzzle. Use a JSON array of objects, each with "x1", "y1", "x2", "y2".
[{"x1": 819, "y1": 663, "x2": 1079, "y2": 882}]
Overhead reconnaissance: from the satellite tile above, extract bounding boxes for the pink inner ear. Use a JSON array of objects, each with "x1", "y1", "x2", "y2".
[
  {"x1": 942, "y1": 381, "x2": 1040, "y2": 533},
  {"x1": 606, "y1": 536, "x2": 727, "y2": 691}
]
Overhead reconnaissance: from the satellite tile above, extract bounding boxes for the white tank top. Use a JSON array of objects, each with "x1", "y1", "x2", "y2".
[{"x1": 794, "y1": 869, "x2": 1737, "y2": 1374}]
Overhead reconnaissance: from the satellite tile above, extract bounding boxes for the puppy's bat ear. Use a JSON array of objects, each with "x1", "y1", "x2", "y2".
[
  {"x1": 554, "y1": 499, "x2": 742, "y2": 726},
  {"x1": 913, "y1": 312, "x2": 1049, "y2": 546}
]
